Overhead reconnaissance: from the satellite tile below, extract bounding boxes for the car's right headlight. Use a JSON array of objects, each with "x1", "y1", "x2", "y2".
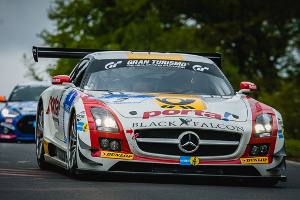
[
  {"x1": 254, "y1": 113, "x2": 272, "y2": 138},
  {"x1": 90, "y1": 107, "x2": 119, "y2": 133},
  {"x1": 1, "y1": 108, "x2": 20, "y2": 118}
]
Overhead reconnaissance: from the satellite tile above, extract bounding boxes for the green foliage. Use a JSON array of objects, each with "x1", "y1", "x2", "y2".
[
  {"x1": 22, "y1": 53, "x2": 44, "y2": 81},
  {"x1": 285, "y1": 139, "x2": 300, "y2": 161},
  {"x1": 258, "y1": 78, "x2": 300, "y2": 139},
  {"x1": 32, "y1": 0, "x2": 300, "y2": 138}
]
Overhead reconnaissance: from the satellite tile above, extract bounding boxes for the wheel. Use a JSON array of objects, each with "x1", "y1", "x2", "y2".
[
  {"x1": 36, "y1": 102, "x2": 48, "y2": 169},
  {"x1": 68, "y1": 111, "x2": 78, "y2": 178}
]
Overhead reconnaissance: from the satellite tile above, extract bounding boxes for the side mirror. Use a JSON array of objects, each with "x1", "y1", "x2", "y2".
[
  {"x1": 238, "y1": 82, "x2": 257, "y2": 94},
  {"x1": 0, "y1": 96, "x2": 6, "y2": 102},
  {"x1": 52, "y1": 75, "x2": 70, "y2": 85}
]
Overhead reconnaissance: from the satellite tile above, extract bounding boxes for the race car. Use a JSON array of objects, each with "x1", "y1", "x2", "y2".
[
  {"x1": 33, "y1": 46, "x2": 286, "y2": 185},
  {"x1": 0, "y1": 82, "x2": 51, "y2": 141}
]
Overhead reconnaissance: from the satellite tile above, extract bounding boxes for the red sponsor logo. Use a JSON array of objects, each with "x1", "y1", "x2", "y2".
[
  {"x1": 5, "y1": 118, "x2": 13, "y2": 124},
  {"x1": 132, "y1": 132, "x2": 139, "y2": 140},
  {"x1": 46, "y1": 96, "x2": 59, "y2": 116},
  {"x1": 0, "y1": 134, "x2": 17, "y2": 139},
  {"x1": 52, "y1": 78, "x2": 61, "y2": 83},
  {"x1": 142, "y1": 109, "x2": 222, "y2": 120}
]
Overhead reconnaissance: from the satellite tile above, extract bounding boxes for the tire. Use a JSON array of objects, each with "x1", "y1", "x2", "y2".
[
  {"x1": 68, "y1": 111, "x2": 78, "y2": 178},
  {"x1": 36, "y1": 102, "x2": 48, "y2": 169}
]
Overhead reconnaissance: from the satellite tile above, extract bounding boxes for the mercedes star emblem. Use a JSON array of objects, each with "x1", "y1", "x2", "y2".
[{"x1": 178, "y1": 131, "x2": 200, "y2": 153}]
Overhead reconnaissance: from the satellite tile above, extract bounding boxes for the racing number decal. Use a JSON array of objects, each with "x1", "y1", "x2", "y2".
[{"x1": 152, "y1": 94, "x2": 207, "y2": 110}]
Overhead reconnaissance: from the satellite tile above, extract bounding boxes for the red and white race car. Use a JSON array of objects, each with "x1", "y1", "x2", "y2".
[{"x1": 33, "y1": 46, "x2": 286, "y2": 185}]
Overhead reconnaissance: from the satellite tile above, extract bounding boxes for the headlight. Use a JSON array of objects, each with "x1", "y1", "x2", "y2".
[
  {"x1": 254, "y1": 113, "x2": 272, "y2": 138},
  {"x1": 90, "y1": 107, "x2": 119, "y2": 133},
  {"x1": 1, "y1": 108, "x2": 20, "y2": 118}
]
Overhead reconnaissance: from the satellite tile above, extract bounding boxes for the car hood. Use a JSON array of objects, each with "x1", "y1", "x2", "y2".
[
  {"x1": 6, "y1": 101, "x2": 38, "y2": 116},
  {"x1": 87, "y1": 92, "x2": 249, "y2": 122}
]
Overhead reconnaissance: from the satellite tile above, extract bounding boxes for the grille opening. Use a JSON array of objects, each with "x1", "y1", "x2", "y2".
[
  {"x1": 109, "y1": 161, "x2": 260, "y2": 176},
  {"x1": 16, "y1": 116, "x2": 36, "y2": 134},
  {"x1": 137, "y1": 143, "x2": 237, "y2": 156},
  {"x1": 134, "y1": 128, "x2": 241, "y2": 157},
  {"x1": 136, "y1": 129, "x2": 241, "y2": 141}
]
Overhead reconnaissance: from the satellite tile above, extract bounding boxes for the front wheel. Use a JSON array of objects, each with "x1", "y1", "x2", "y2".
[
  {"x1": 68, "y1": 111, "x2": 78, "y2": 178},
  {"x1": 36, "y1": 102, "x2": 49, "y2": 169}
]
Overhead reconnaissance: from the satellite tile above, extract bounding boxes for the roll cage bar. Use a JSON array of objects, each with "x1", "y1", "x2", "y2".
[{"x1": 32, "y1": 46, "x2": 222, "y2": 69}]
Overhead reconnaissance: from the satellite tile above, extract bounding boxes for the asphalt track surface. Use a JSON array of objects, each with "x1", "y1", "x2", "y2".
[{"x1": 0, "y1": 142, "x2": 299, "y2": 200}]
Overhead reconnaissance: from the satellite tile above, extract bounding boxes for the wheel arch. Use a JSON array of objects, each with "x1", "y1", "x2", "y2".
[{"x1": 68, "y1": 107, "x2": 77, "y2": 138}]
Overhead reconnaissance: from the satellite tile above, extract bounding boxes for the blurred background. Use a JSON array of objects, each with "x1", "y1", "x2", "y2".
[
  {"x1": 0, "y1": 0, "x2": 299, "y2": 148},
  {"x1": 0, "y1": 0, "x2": 55, "y2": 97}
]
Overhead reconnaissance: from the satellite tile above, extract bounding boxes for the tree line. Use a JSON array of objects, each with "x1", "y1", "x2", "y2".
[{"x1": 30, "y1": 0, "x2": 300, "y2": 139}]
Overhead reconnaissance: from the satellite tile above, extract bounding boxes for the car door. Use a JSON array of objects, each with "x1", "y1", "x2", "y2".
[{"x1": 55, "y1": 59, "x2": 90, "y2": 143}]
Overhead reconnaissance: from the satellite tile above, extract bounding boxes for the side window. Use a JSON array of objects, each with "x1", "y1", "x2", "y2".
[
  {"x1": 70, "y1": 59, "x2": 89, "y2": 83},
  {"x1": 73, "y1": 60, "x2": 89, "y2": 87}
]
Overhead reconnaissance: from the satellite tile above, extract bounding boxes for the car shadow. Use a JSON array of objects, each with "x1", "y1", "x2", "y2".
[{"x1": 41, "y1": 162, "x2": 284, "y2": 188}]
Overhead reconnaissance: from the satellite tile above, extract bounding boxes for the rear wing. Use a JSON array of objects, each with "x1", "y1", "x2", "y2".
[
  {"x1": 32, "y1": 46, "x2": 105, "y2": 62},
  {"x1": 32, "y1": 46, "x2": 222, "y2": 68},
  {"x1": 189, "y1": 52, "x2": 222, "y2": 69}
]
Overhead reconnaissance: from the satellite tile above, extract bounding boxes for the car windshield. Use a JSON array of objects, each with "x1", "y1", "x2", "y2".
[
  {"x1": 8, "y1": 86, "x2": 49, "y2": 102},
  {"x1": 84, "y1": 59, "x2": 234, "y2": 95}
]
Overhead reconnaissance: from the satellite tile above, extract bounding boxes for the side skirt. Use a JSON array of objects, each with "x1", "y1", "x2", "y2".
[{"x1": 44, "y1": 154, "x2": 68, "y2": 169}]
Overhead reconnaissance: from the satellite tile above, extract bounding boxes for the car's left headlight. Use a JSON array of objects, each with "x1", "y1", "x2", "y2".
[
  {"x1": 1, "y1": 108, "x2": 20, "y2": 118},
  {"x1": 90, "y1": 107, "x2": 119, "y2": 133},
  {"x1": 254, "y1": 113, "x2": 272, "y2": 138}
]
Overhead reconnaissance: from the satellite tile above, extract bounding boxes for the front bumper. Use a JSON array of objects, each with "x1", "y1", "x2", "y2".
[
  {"x1": 0, "y1": 115, "x2": 36, "y2": 141},
  {"x1": 76, "y1": 166, "x2": 286, "y2": 183}
]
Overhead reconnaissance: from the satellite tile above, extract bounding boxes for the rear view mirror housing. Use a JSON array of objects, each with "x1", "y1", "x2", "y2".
[
  {"x1": 52, "y1": 75, "x2": 70, "y2": 85},
  {"x1": 237, "y1": 82, "x2": 257, "y2": 94}
]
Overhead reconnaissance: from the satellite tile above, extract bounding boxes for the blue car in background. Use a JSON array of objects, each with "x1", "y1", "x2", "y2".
[{"x1": 0, "y1": 82, "x2": 51, "y2": 141}]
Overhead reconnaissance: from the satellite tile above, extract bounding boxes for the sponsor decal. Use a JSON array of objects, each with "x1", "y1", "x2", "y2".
[
  {"x1": 126, "y1": 60, "x2": 187, "y2": 68},
  {"x1": 132, "y1": 121, "x2": 244, "y2": 132},
  {"x1": 192, "y1": 65, "x2": 209, "y2": 72},
  {"x1": 240, "y1": 157, "x2": 269, "y2": 164},
  {"x1": 142, "y1": 109, "x2": 221, "y2": 120},
  {"x1": 180, "y1": 156, "x2": 200, "y2": 166},
  {"x1": 179, "y1": 118, "x2": 192, "y2": 126},
  {"x1": 63, "y1": 89, "x2": 79, "y2": 144},
  {"x1": 46, "y1": 96, "x2": 59, "y2": 116},
  {"x1": 126, "y1": 129, "x2": 134, "y2": 134},
  {"x1": 77, "y1": 122, "x2": 89, "y2": 132},
  {"x1": 5, "y1": 118, "x2": 13, "y2": 124},
  {"x1": 278, "y1": 129, "x2": 284, "y2": 139},
  {"x1": 101, "y1": 151, "x2": 134, "y2": 160},
  {"x1": 152, "y1": 94, "x2": 207, "y2": 110},
  {"x1": 132, "y1": 132, "x2": 139, "y2": 140},
  {"x1": 277, "y1": 118, "x2": 284, "y2": 127},
  {"x1": 76, "y1": 111, "x2": 85, "y2": 121},
  {"x1": 222, "y1": 112, "x2": 239, "y2": 121},
  {"x1": 88, "y1": 94, "x2": 155, "y2": 104},
  {"x1": 0, "y1": 134, "x2": 17, "y2": 139},
  {"x1": 249, "y1": 85, "x2": 257, "y2": 90},
  {"x1": 52, "y1": 78, "x2": 60, "y2": 83},
  {"x1": 105, "y1": 61, "x2": 122, "y2": 69},
  {"x1": 63, "y1": 89, "x2": 79, "y2": 112}
]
